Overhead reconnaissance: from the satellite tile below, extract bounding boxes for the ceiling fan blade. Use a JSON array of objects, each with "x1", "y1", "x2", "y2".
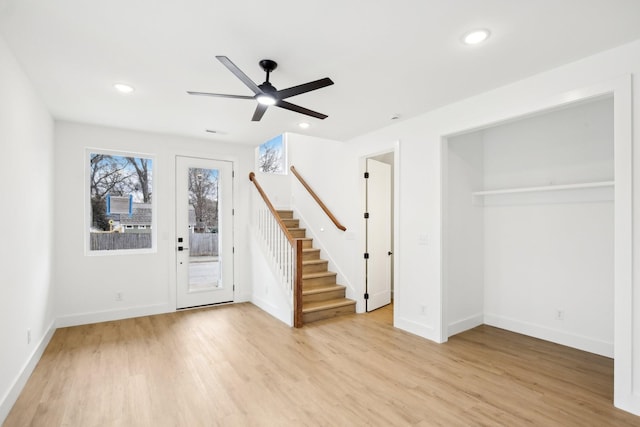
[
  {"x1": 252, "y1": 103, "x2": 268, "y2": 121},
  {"x1": 216, "y1": 56, "x2": 262, "y2": 95},
  {"x1": 276, "y1": 100, "x2": 328, "y2": 120},
  {"x1": 276, "y1": 78, "x2": 334, "y2": 100},
  {"x1": 187, "y1": 91, "x2": 254, "y2": 100}
]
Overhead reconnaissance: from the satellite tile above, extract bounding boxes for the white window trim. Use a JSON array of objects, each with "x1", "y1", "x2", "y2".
[{"x1": 85, "y1": 148, "x2": 157, "y2": 256}]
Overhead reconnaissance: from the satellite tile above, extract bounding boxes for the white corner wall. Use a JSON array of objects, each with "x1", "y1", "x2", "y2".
[
  {"x1": 347, "y1": 39, "x2": 640, "y2": 415},
  {"x1": 0, "y1": 36, "x2": 55, "y2": 423},
  {"x1": 444, "y1": 133, "x2": 485, "y2": 335},
  {"x1": 54, "y1": 122, "x2": 255, "y2": 326}
]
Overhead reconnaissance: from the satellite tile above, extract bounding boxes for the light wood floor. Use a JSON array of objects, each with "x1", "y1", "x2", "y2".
[{"x1": 5, "y1": 303, "x2": 638, "y2": 426}]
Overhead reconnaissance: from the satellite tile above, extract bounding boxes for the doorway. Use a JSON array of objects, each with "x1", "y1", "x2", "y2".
[
  {"x1": 364, "y1": 153, "x2": 394, "y2": 313},
  {"x1": 176, "y1": 156, "x2": 234, "y2": 309}
]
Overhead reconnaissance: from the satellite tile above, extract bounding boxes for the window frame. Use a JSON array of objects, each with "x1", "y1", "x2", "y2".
[
  {"x1": 256, "y1": 133, "x2": 288, "y2": 175},
  {"x1": 85, "y1": 148, "x2": 157, "y2": 256}
]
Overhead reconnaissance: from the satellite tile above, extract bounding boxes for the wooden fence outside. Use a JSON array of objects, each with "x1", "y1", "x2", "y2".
[
  {"x1": 189, "y1": 233, "x2": 219, "y2": 256},
  {"x1": 90, "y1": 233, "x2": 152, "y2": 251},
  {"x1": 90, "y1": 232, "x2": 218, "y2": 255}
]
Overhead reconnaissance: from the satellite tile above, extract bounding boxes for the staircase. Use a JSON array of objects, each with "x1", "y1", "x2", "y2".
[{"x1": 278, "y1": 210, "x2": 356, "y2": 324}]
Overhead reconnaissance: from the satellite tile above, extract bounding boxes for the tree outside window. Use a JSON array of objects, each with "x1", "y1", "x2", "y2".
[{"x1": 257, "y1": 134, "x2": 286, "y2": 174}]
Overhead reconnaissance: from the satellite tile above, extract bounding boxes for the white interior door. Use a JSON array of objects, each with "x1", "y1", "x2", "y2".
[
  {"x1": 366, "y1": 158, "x2": 392, "y2": 311},
  {"x1": 176, "y1": 156, "x2": 234, "y2": 309}
]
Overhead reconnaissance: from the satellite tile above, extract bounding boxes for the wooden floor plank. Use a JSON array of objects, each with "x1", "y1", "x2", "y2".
[{"x1": 4, "y1": 303, "x2": 638, "y2": 426}]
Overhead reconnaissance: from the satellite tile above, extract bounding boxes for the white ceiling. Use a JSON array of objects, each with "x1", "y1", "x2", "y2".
[{"x1": 2, "y1": 0, "x2": 640, "y2": 146}]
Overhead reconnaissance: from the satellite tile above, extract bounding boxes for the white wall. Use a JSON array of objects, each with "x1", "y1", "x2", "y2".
[
  {"x1": 444, "y1": 132, "x2": 484, "y2": 335},
  {"x1": 287, "y1": 134, "x2": 361, "y2": 305},
  {"x1": 54, "y1": 122, "x2": 255, "y2": 326},
  {"x1": 483, "y1": 97, "x2": 614, "y2": 356},
  {"x1": 347, "y1": 39, "x2": 640, "y2": 414},
  {"x1": 247, "y1": 231, "x2": 293, "y2": 326},
  {"x1": 0, "y1": 36, "x2": 55, "y2": 422}
]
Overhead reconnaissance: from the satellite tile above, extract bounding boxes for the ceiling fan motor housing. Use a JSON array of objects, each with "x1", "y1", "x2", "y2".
[{"x1": 259, "y1": 59, "x2": 278, "y2": 73}]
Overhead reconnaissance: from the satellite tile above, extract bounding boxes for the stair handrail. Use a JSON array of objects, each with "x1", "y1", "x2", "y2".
[
  {"x1": 249, "y1": 172, "x2": 303, "y2": 327},
  {"x1": 249, "y1": 172, "x2": 295, "y2": 243},
  {"x1": 289, "y1": 165, "x2": 347, "y2": 232}
]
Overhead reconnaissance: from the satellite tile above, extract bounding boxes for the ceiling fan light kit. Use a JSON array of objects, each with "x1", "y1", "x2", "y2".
[
  {"x1": 256, "y1": 94, "x2": 277, "y2": 106},
  {"x1": 188, "y1": 56, "x2": 333, "y2": 121}
]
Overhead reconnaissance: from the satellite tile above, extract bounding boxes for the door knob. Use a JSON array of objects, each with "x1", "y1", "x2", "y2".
[
  {"x1": 178, "y1": 246, "x2": 189, "y2": 251},
  {"x1": 388, "y1": 251, "x2": 393, "y2": 256}
]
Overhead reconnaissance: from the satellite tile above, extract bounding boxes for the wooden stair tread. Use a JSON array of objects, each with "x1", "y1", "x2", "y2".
[
  {"x1": 302, "y1": 271, "x2": 336, "y2": 279},
  {"x1": 302, "y1": 284, "x2": 345, "y2": 295},
  {"x1": 302, "y1": 259, "x2": 327, "y2": 266},
  {"x1": 303, "y1": 298, "x2": 356, "y2": 313}
]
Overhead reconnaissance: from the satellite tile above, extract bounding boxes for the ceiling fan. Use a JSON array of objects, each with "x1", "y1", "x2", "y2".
[{"x1": 188, "y1": 56, "x2": 334, "y2": 122}]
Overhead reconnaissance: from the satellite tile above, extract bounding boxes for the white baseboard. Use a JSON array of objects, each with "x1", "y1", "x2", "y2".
[
  {"x1": 395, "y1": 316, "x2": 439, "y2": 342},
  {"x1": 56, "y1": 303, "x2": 172, "y2": 328},
  {"x1": 448, "y1": 313, "x2": 484, "y2": 337},
  {"x1": 0, "y1": 321, "x2": 56, "y2": 425},
  {"x1": 484, "y1": 313, "x2": 613, "y2": 357},
  {"x1": 250, "y1": 297, "x2": 292, "y2": 327},
  {"x1": 615, "y1": 391, "x2": 640, "y2": 416}
]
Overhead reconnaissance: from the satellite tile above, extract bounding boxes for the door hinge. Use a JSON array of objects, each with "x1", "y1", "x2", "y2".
[
  {"x1": 364, "y1": 252, "x2": 369, "y2": 259},
  {"x1": 364, "y1": 293, "x2": 369, "y2": 300},
  {"x1": 232, "y1": 208, "x2": 235, "y2": 215},
  {"x1": 232, "y1": 170, "x2": 235, "y2": 178},
  {"x1": 364, "y1": 212, "x2": 369, "y2": 219},
  {"x1": 364, "y1": 172, "x2": 369, "y2": 179},
  {"x1": 232, "y1": 246, "x2": 235, "y2": 254}
]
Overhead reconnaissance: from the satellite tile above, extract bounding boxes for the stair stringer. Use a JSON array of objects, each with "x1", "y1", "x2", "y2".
[
  {"x1": 248, "y1": 226, "x2": 294, "y2": 326},
  {"x1": 292, "y1": 208, "x2": 356, "y2": 304}
]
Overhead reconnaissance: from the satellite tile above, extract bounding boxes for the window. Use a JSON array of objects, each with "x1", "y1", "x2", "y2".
[
  {"x1": 88, "y1": 151, "x2": 155, "y2": 253},
  {"x1": 256, "y1": 134, "x2": 287, "y2": 174}
]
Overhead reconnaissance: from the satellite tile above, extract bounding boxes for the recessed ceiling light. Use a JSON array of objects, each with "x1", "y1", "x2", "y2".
[
  {"x1": 462, "y1": 29, "x2": 491, "y2": 45},
  {"x1": 298, "y1": 122, "x2": 310, "y2": 129},
  {"x1": 114, "y1": 83, "x2": 135, "y2": 94}
]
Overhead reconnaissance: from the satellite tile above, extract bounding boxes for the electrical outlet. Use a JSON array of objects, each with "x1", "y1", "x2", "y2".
[
  {"x1": 116, "y1": 292, "x2": 124, "y2": 302},
  {"x1": 27, "y1": 329, "x2": 31, "y2": 344},
  {"x1": 556, "y1": 310, "x2": 564, "y2": 321}
]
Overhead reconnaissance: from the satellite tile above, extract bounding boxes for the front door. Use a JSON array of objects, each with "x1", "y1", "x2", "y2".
[{"x1": 176, "y1": 156, "x2": 234, "y2": 309}]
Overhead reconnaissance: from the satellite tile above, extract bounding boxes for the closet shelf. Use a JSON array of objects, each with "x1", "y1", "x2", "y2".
[{"x1": 472, "y1": 180, "x2": 614, "y2": 196}]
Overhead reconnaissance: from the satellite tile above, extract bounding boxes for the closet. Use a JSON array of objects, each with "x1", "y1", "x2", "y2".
[{"x1": 443, "y1": 95, "x2": 614, "y2": 357}]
